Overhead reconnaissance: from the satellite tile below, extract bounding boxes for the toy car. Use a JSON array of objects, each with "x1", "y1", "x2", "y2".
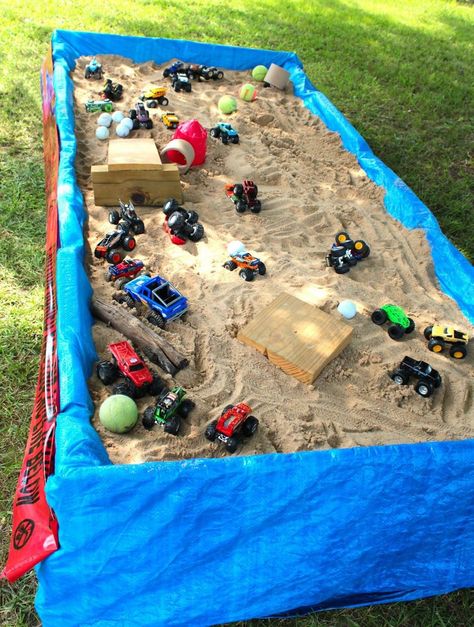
[
  {"x1": 423, "y1": 325, "x2": 469, "y2": 359},
  {"x1": 223, "y1": 241, "x2": 266, "y2": 281},
  {"x1": 85, "y1": 99, "x2": 114, "y2": 113},
  {"x1": 105, "y1": 258, "x2": 146, "y2": 287},
  {"x1": 100, "y1": 78, "x2": 123, "y2": 101},
  {"x1": 139, "y1": 87, "x2": 169, "y2": 108},
  {"x1": 96, "y1": 341, "x2": 165, "y2": 398},
  {"x1": 326, "y1": 231, "x2": 370, "y2": 274},
  {"x1": 142, "y1": 386, "x2": 195, "y2": 435},
  {"x1": 171, "y1": 73, "x2": 192, "y2": 93},
  {"x1": 161, "y1": 112, "x2": 179, "y2": 129},
  {"x1": 163, "y1": 60, "x2": 184, "y2": 78},
  {"x1": 390, "y1": 356, "x2": 442, "y2": 398},
  {"x1": 85, "y1": 57, "x2": 103, "y2": 79},
  {"x1": 205, "y1": 403, "x2": 258, "y2": 453},
  {"x1": 186, "y1": 64, "x2": 224, "y2": 81},
  {"x1": 94, "y1": 228, "x2": 137, "y2": 264},
  {"x1": 162, "y1": 198, "x2": 204, "y2": 245},
  {"x1": 371, "y1": 304, "x2": 415, "y2": 341},
  {"x1": 108, "y1": 200, "x2": 145, "y2": 235},
  {"x1": 129, "y1": 102, "x2": 153, "y2": 129},
  {"x1": 225, "y1": 180, "x2": 261, "y2": 213},
  {"x1": 210, "y1": 123, "x2": 239, "y2": 145},
  {"x1": 117, "y1": 274, "x2": 188, "y2": 328}
]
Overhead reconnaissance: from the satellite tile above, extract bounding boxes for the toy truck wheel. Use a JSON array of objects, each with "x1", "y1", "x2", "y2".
[
  {"x1": 257, "y1": 262, "x2": 266, "y2": 276},
  {"x1": 232, "y1": 135, "x2": 239, "y2": 144},
  {"x1": 123, "y1": 236, "x2": 136, "y2": 251},
  {"x1": 129, "y1": 109, "x2": 137, "y2": 119},
  {"x1": 106, "y1": 249, "x2": 124, "y2": 264},
  {"x1": 450, "y1": 344, "x2": 467, "y2": 359},
  {"x1": 185, "y1": 84, "x2": 192, "y2": 93},
  {"x1": 145, "y1": 120, "x2": 153, "y2": 129},
  {"x1": 189, "y1": 224, "x2": 204, "y2": 242},
  {"x1": 105, "y1": 270, "x2": 113, "y2": 282},
  {"x1": 405, "y1": 318, "x2": 415, "y2": 334},
  {"x1": 347, "y1": 256, "x2": 358, "y2": 267},
  {"x1": 239, "y1": 268, "x2": 255, "y2": 281},
  {"x1": 428, "y1": 338, "x2": 444, "y2": 353},
  {"x1": 96, "y1": 361, "x2": 118, "y2": 385},
  {"x1": 205, "y1": 420, "x2": 218, "y2": 442},
  {"x1": 160, "y1": 97, "x2": 169, "y2": 106},
  {"x1": 174, "y1": 84, "x2": 181, "y2": 92},
  {"x1": 164, "y1": 415, "x2": 181, "y2": 436},
  {"x1": 132, "y1": 119, "x2": 140, "y2": 130},
  {"x1": 233, "y1": 184, "x2": 243, "y2": 196},
  {"x1": 147, "y1": 312, "x2": 166, "y2": 328},
  {"x1": 133, "y1": 220, "x2": 145, "y2": 235},
  {"x1": 388, "y1": 324, "x2": 405, "y2": 341},
  {"x1": 142, "y1": 407, "x2": 156, "y2": 430},
  {"x1": 223, "y1": 261, "x2": 237, "y2": 271},
  {"x1": 178, "y1": 399, "x2": 195, "y2": 418},
  {"x1": 434, "y1": 372, "x2": 442, "y2": 388},
  {"x1": 210, "y1": 128, "x2": 220, "y2": 138},
  {"x1": 216, "y1": 71, "x2": 224, "y2": 80},
  {"x1": 148, "y1": 374, "x2": 166, "y2": 396},
  {"x1": 113, "y1": 380, "x2": 137, "y2": 399},
  {"x1": 423, "y1": 326, "x2": 433, "y2": 340},
  {"x1": 221, "y1": 135, "x2": 229, "y2": 145},
  {"x1": 415, "y1": 379, "x2": 433, "y2": 398},
  {"x1": 104, "y1": 103, "x2": 113, "y2": 112},
  {"x1": 236, "y1": 201, "x2": 247, "y2": 213},
  {"x1": 85, "y1": 69, "x2": 91, "y2": 79},
  {"x1": 147, "y1": 100, "x2": 158, "y2": 108},
  {"x1": 226, "y1": 435, "x2": 240, "y2": 454},
  {"x1": 335, "y1": 264, "x2": 350, "y2": 275},
  {"x1": 353, "y1": 240, "x2": 370, "y2": 258},
  {"x1": 163, "y1": 198, "x2": 180, "y2": 216},
  {"x1": 242, "y1": 416, "x2": 259, "y2": 437},
  {"x1": 331, "y1": 246, "x2": 346, "y2": 258},
  {"x1": 115, "y1": 277, "x2": 132, "y2": 290},
  {"x1": 186, "y1": 210, "x2": 199, "y2": 224},
  {"x1": 371, "y1": 309, "x2": 388, "y2": 325},
  {"x1": 109, "y1": 210, "x2": 120, "y2": 225},
  {"x1": 163, "y1": 69, "x2": 170, "y2": 78},
  {"x1": 391, "y1": 368, "x2": 409, "y2": 386},
  {"x1": 251, "y1": 200, "x2": 262, "y2": 213}
]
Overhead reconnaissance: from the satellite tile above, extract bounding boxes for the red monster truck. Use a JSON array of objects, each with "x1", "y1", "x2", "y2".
[
  {"x1": 96, "y1": 341, "x2": 165, "y2": 398},
  {"x1": 94, "y1": 228, "x2": 137, "y2": 264},
  {"x1": 225, "y1": 180, "x2": 261, "y2": 214},
  {"x1": 204, "y1": 403, "x2": 259, "y2": 453}
]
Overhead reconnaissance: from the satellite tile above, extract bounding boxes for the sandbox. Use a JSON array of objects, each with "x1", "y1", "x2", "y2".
[{"x1": 10, "y1": 30, "x2": 474, "y2": 626}]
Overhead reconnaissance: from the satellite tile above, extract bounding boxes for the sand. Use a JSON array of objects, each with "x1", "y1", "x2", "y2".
[{"x1": 72, "y1": 55, "x2": 474, "y2": 465}]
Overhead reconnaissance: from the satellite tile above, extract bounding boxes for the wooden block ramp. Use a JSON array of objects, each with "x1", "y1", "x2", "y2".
[
  {"x1": 91, "y1": 138, "x2": 183, "y2": 206},
  {"x1": 237, "y1": 293, "x2": 353, "y2": 385}
]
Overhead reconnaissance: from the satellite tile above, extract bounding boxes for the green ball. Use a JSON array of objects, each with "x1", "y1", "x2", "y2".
[
  {"x1": 99, "y1": 394, "x2": 138, "y2": 434},
  {"x1": 252, "y1": 65, "x2": 268, "y2": 81},
  {"x1": 239, "y1": 83, "x2": 257, "y2": 102},
  {"x1": 218, "y1": 95, "x2": 237, "y2": 115}
]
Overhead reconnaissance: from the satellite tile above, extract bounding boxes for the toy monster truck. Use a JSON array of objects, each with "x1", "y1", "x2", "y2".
[
  {"x1": 96, "y1": 341, "x2": 165, "y2": 398},
  {"x1": 205, "y1": 403, "x2": 259, "y2": 453},
  {"x1": 163, "y1": 61, "x2": 184, "y2": 78},
  {"x1": 108, "y1": 200, "x2": 145, "y2": 235},
  {"x1": 85, "y1": 57, "x2": 103, "y2": 79},
  {"x1": 390, "y1": 356, "x2": 442, "y2": 398},
  {"x1": 371, "y1": 304, "x2": 415, "y2": 341},
  {"x1": 210, "y1": 123, "x2": 239, "y2": 145},
  {"x1": 326, "y1": 231, "x2": 370, "y2": 274},
  {"x1": 139, "y1": 87, "x2": 169, "y2": 108},
  {"x1": 142, "y1": 386, "x2": 195, "y2": 435},
  {"x1": 129, "y1": 102, "x2": 153, "y2": 129},
  {"x1": 162, "y1": 198, "x2": 204, "y2": 245},
  {"x1": 225, "y1": 180, "x2": 261, "y2": 213},
  {"x1": 423, "y1": 325, "x2": 469, "y2": 359},
  {"x1": 105, "y1": 258, "x2": 147, "y2": 287},
  {"x1": 161, "y1": 112, "x2": 179, "y2": 129},
  {"x1": 186, "y1": 64, "x2": 224, "y2": 81},
  {"x1": 171, "y1": 73, "x2": 192, "y2": 93},
  {"x1": 223, "y1": 241, "x2": 266, "y2": 281},
  {"x1": 116, "y1": 274, "x2": 188, "y2": 328},
  {"x1": 85, "y1": 99, "x2": 114, "y2": 113},
  {"x1": 94, "y1": 228, "x2": 137, "y2": 264},
  {"x1": 100, "y1": 78, "x2": 123, "y2": 101}
]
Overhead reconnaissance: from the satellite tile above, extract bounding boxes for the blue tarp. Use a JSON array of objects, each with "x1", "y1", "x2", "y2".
[{"x1": 36, "y1": 30, "x2": 474, "y2": 626}]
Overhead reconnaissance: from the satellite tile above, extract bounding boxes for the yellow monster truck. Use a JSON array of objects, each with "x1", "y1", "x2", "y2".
[
  {"x1": 424, "y1": 324, "x2": 469, "y2": 359},
  {"x1": 161, "y1": 112, "x2": 179, "y2": 129},
  {"x1": 139, "y1": 87, "x2": 169, "y2": 108}
]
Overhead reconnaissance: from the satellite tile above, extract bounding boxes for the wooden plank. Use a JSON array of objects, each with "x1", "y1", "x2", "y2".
[
  {"x1": 107, "y1": 138, "x2": 162, "y2": 168},
  {"x1": 237, "y1": 293, "x2": 353, "y2": 385}
]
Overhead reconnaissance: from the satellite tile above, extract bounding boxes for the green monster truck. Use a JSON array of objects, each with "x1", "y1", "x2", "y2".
[
  {"x1": 371, "y1": 304, "x2": 415, "y2": 341},
  {"x1": 142, "y1": 386, "x2": 195, "y2": 435}
]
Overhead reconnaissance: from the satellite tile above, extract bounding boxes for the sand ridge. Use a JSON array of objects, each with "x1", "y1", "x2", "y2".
[{"x1": 72, "y1": 55, "x2": 474, "y2": 464}]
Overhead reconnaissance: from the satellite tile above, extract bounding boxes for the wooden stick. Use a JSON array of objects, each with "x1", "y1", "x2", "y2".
[{"x1": 91, "y1": 297, "x2": 189, "y2": 375}]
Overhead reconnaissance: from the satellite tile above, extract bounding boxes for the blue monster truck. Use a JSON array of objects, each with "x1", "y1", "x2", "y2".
[
  {"x1": 210, "y1": 123, "x2": 239, "y2": 145},
  {"x1": 116, "y1": 274, "x2": 188, "y2": 328}
]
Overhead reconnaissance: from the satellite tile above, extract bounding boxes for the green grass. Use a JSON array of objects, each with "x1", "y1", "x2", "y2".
[{"x1": 0, "y1": 0, "x2": 472, "y2": 624}]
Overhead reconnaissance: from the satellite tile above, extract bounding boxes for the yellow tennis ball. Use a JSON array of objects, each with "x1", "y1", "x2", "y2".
[
  {"x1": 239, "y1": 84, "x2": 257, "y2": 102},
  {"x1": 99, "y1": 394, "x2": 138, "y2": 433},
  {"x1": 218, "y1": 95, "x2": 237, "y2": 114},
  {"x1": 251, "y1": 65, "x2": 268, "y2": 81}
]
